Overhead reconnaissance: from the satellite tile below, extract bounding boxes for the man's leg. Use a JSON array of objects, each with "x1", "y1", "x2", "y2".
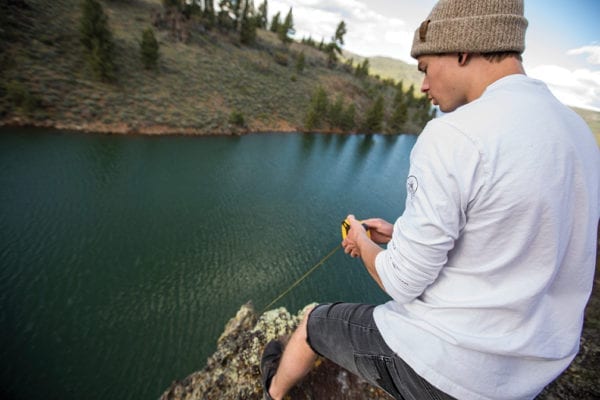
[{"x1": 264, "y1": 307, "x2": 317, "y2": 400}]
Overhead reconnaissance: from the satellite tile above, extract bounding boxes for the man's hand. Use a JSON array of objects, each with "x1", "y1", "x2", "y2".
[
  {"x1": 342, "y1": 215, "x2": 368, "y2": 258},
  {"x1": 341, "y1": 214, "x2": 387, "y2": 292},
  {"x1": 361, "y1": 218, "x2": 393, "y2": 245}
]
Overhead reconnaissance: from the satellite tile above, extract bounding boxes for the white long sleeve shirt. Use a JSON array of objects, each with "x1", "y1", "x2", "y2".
[{"x1": 374, "y1": 75, "x2": 600, "y2": 400}]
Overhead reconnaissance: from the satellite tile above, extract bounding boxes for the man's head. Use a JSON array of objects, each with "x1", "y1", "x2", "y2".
[{"x1": 411, "y1": 0, "x2": 528, "y2": 113}]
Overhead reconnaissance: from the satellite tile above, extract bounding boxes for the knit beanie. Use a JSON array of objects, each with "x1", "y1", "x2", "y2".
[{"x1": 411, "y1": 0, "x2": 528, "y2": 58}]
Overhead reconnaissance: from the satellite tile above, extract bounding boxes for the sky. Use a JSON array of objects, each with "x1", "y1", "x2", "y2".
[{"x1": 267, "y1": 0, "x2": 600, "y2": 111}]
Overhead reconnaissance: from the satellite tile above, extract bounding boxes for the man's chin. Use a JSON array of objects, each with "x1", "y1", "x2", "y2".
[{"x1": 438, "y1": 103, "x2": 458, "y2": 113}]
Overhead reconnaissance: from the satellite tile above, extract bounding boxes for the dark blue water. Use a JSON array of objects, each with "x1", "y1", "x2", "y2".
[{"x1": 0, "y1": 128, "x2": 417, "y2": 400}]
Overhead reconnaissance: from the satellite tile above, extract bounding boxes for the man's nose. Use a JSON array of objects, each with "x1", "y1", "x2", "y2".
[{"x1": 420, "y1": 76, "x2": 429, "y2": 93}]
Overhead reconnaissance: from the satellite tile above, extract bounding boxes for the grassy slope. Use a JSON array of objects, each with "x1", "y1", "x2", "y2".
[{"x1": 0, "y1": 0, "x2": 427, "y2": 135}]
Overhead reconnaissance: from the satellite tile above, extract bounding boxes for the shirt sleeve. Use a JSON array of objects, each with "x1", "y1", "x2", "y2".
[{"x1": 376, "y1": 120, "x2": 483, "y2": 304}]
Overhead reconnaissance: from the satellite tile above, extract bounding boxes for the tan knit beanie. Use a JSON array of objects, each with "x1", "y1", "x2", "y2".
[{"x1": 411, "y1": 0, "x2": 528, "y2": 58}]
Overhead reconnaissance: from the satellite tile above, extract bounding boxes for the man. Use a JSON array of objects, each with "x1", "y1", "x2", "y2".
[{"x1": 260, "y1": 1, "x2": 600, "y2": 399}]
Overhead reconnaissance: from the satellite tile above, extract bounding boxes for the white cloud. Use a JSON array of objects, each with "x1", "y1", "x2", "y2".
[
  {"x1": 528, "y1": 64, "x2": 600, "y2": 111},
  {"x1": 269, "y1": 0, "x2": 416, "y2": 63},
  {"x1": 566, "y1": 45, "x2": 600, "y2": 65}
]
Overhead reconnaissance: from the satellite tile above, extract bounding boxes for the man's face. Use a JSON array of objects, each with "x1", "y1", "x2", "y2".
[{"x1": 417, "y1": 54, "x2": 468, "y2": 113}]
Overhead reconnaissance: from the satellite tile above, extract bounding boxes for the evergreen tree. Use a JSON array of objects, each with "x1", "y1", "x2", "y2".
[
  {"x1": 278, "y1": 7, "x2": 294, "y2": 44},
  {"x1": 269, "y1": 11, "x2": 280, "y2": 33},
  {"x1": 333, "y1": 20, "x2": 347, "y2": 47},
  {"x1": 295, "y1": 51, "x2": 305, "y2": 74},
  {"x1": 324, "y1": 43, "x2": 337, "y2": 68},
  {"x1": 232, "y1": 0, "x2": 242, "y2": 30},
  {"x1": 396, "y1": 80, "x2": 404, "y2": 97},
  {"x1": 343, "y1": 57, "x2": 354, "y2": 73},
  {"x1": 362, "y1": 96, "x2": 385, "y2": 133},
  {"x1": 302, "y1": 35, "x2": 316, "y2": 47},
  {"x1": 388, "y1": 82, "x2": 407, "y2": 132},
  {"x1": 417, "y1": 96, "x2": 435, "y2": 126},
  {"x1": 355, "y1": 58, "x2": 369, "y2": 78},
  {"x1": 257, "y1": 0, "x2": 268, "y2": 29},
  {"x1": 341, "y1": 103, "x2": 356, "y2": 132},
  {"x1": 162, "y1": 0, "x2": 182, "y2": 9},
  {"x1": 328, "y1": 94, "x2": 344, "y2": 127},
  {"x1": 218, "y1": 0, "x2": 235, "y2": 30},
  {"x1": 406, "y1": 83, "x2": 416, "y2": 106},
  {"x1": 80, "y1": 0, "x2": 116, "y2": 81},
  {"x1": 140, "y1": 27, "x2": 159, "y2": 70},
  {"x1": 324, "y1": 20, "x2": 346, "y2": 67},
  {"x1": 204, "y1": 0, "x2": 216, "y2": 28},
  {"x1": 389, "y1": 99, "x2": 408, "y2": 133},
  {"x1": 240, "y1": 0, "x2": 257, "y2": 45},
  {"x1": 305, "y1": 86, "x2": 328, "y2": 131},
  {"x1": 183, "y1": 0, "x2": 201, "y2": 18},
  {"x1": 318, "y1": 38, "x2": 325, "y2": 51}
]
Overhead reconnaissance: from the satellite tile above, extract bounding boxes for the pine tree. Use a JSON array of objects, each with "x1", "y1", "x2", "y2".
[
  {"x1": 232, "y1": 0, "x2": 242, "y2": 30},
  {"x1": 363, "y1": 96, "x2": 385, "y2": 133},
  {"x1": 325, "y1": 20, "x2": 346, "y2": 67},
  {"x1": 318, "y1": 38, "x2": 325, "y2": 51},
  {"x1": 355, "y1": 58, "x2": 369, "y2": 78},
  {"x1": 328, "y1": 94, "x2": 344, "y2": 127},
  {"x1": 269, "y1": 11, "x2": 280, "y2": 33},
  {"x1": 140, "y1": 27, "x2": 159, "y2": 70},
  {"x1": 417, "y1": 96, "x2": 435, "y2": 126},
  {"x1": 305, "y1": 86, "x2": 328, "y2": 131},
  {"x1": 334, "y1": 20, "x2": 347, "y2": 46},
  {"x1": 389, "y1": 99, "x2": 408, "y2": 133},
  {"x1": 295, "y1": 51, "x2": 305, "y2": 74},
  {"x1": 204, "y1": 0, "x2": 216, "y2": 28},
  {"x1": 80, "y1": 0, "x2": 116, "y2": 81},
  {"x1": 406, "y1": 83, "x2": 416, "y2": 106},
  {"x1": 388, "y1": 83, "x2": 407, "y2": 132},
  {"x1": 240, "y1": 0, "x2": 257, "y2": 45},
  {"x1": 341, "y1": 103, "x2": 356, "y2": 132},
  {"x1": 183, "y1": 0, "x2": 201, "y2": 18},
  {"x1": 278, "y1": 7, "x2": 294, "y2": 44},
  {"x1": 162, "y1": 0, "x2": 182, "y2": 9},
  {"x1": 257, "y1": 0, "x2": 268, "y2": 29},
  {"x1": 218, "y1": 0, "x2": 235, "y2": 30}
]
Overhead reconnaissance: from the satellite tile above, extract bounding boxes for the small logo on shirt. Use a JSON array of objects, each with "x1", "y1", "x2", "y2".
[{"x1": 407, "y1": 175, "x2": 418, "y2": 199}]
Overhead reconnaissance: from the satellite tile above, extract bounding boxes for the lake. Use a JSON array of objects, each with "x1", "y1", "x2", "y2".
[{"x1": 0, "y1": 128, "x2": 417, "y2": 400}]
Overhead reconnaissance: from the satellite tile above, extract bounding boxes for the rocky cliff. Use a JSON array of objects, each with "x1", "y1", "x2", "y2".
[
  {"x1": 159, "y1": 301, "x2": 599, "y2": 400},
  {"x1": 159, "y1": 302, "x2": 393, "y2": 400}
]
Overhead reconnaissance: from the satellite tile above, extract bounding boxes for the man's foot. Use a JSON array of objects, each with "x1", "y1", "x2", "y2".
[{"x1": 260, "y1": 340, "x2": 283, "y2": 400}]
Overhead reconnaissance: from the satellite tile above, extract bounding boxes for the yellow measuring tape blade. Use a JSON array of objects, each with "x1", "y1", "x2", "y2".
[
  {"x1": 262, "y1": 219, "x2": 370, "y2": 313},
  {"x1": 262, "y1": 244, "x2": 341, "y2": 313}
]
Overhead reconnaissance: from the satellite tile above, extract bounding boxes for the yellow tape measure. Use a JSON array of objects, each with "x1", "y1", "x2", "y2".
[{"x1": 341, "y1": 218, "x2": 371, "y2": 240}]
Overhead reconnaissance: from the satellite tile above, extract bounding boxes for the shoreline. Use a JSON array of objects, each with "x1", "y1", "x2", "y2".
[
  {"x1": 0, "y1": 117, "x2": 421, "y2": 137},
  {"x1": 0, "y1": 116, "x2": 273, "y2": 136}
]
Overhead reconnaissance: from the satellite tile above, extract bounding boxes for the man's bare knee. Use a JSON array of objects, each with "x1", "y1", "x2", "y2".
[{"x1": 296, "y1": 305, "x2": 316, "y2": 341}]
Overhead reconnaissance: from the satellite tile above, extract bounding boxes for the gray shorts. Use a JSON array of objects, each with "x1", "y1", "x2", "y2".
[{"x1": 306, "y1": 302, "x2": 455, "y2": 400}]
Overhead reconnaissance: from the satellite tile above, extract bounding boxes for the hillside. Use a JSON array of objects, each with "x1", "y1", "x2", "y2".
[
  {"x1": 0, "y1": 0, "x2": 430, "y2": 135},
  {"x1": 343, "y1": 50, "x2": 424, "y2": 91},
  {"x1": 1, "y1": 0, "x2": 598, "y2": 140},
  {"x1": 572, "y1": 107, "x2": 600, "y2": 146}
]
